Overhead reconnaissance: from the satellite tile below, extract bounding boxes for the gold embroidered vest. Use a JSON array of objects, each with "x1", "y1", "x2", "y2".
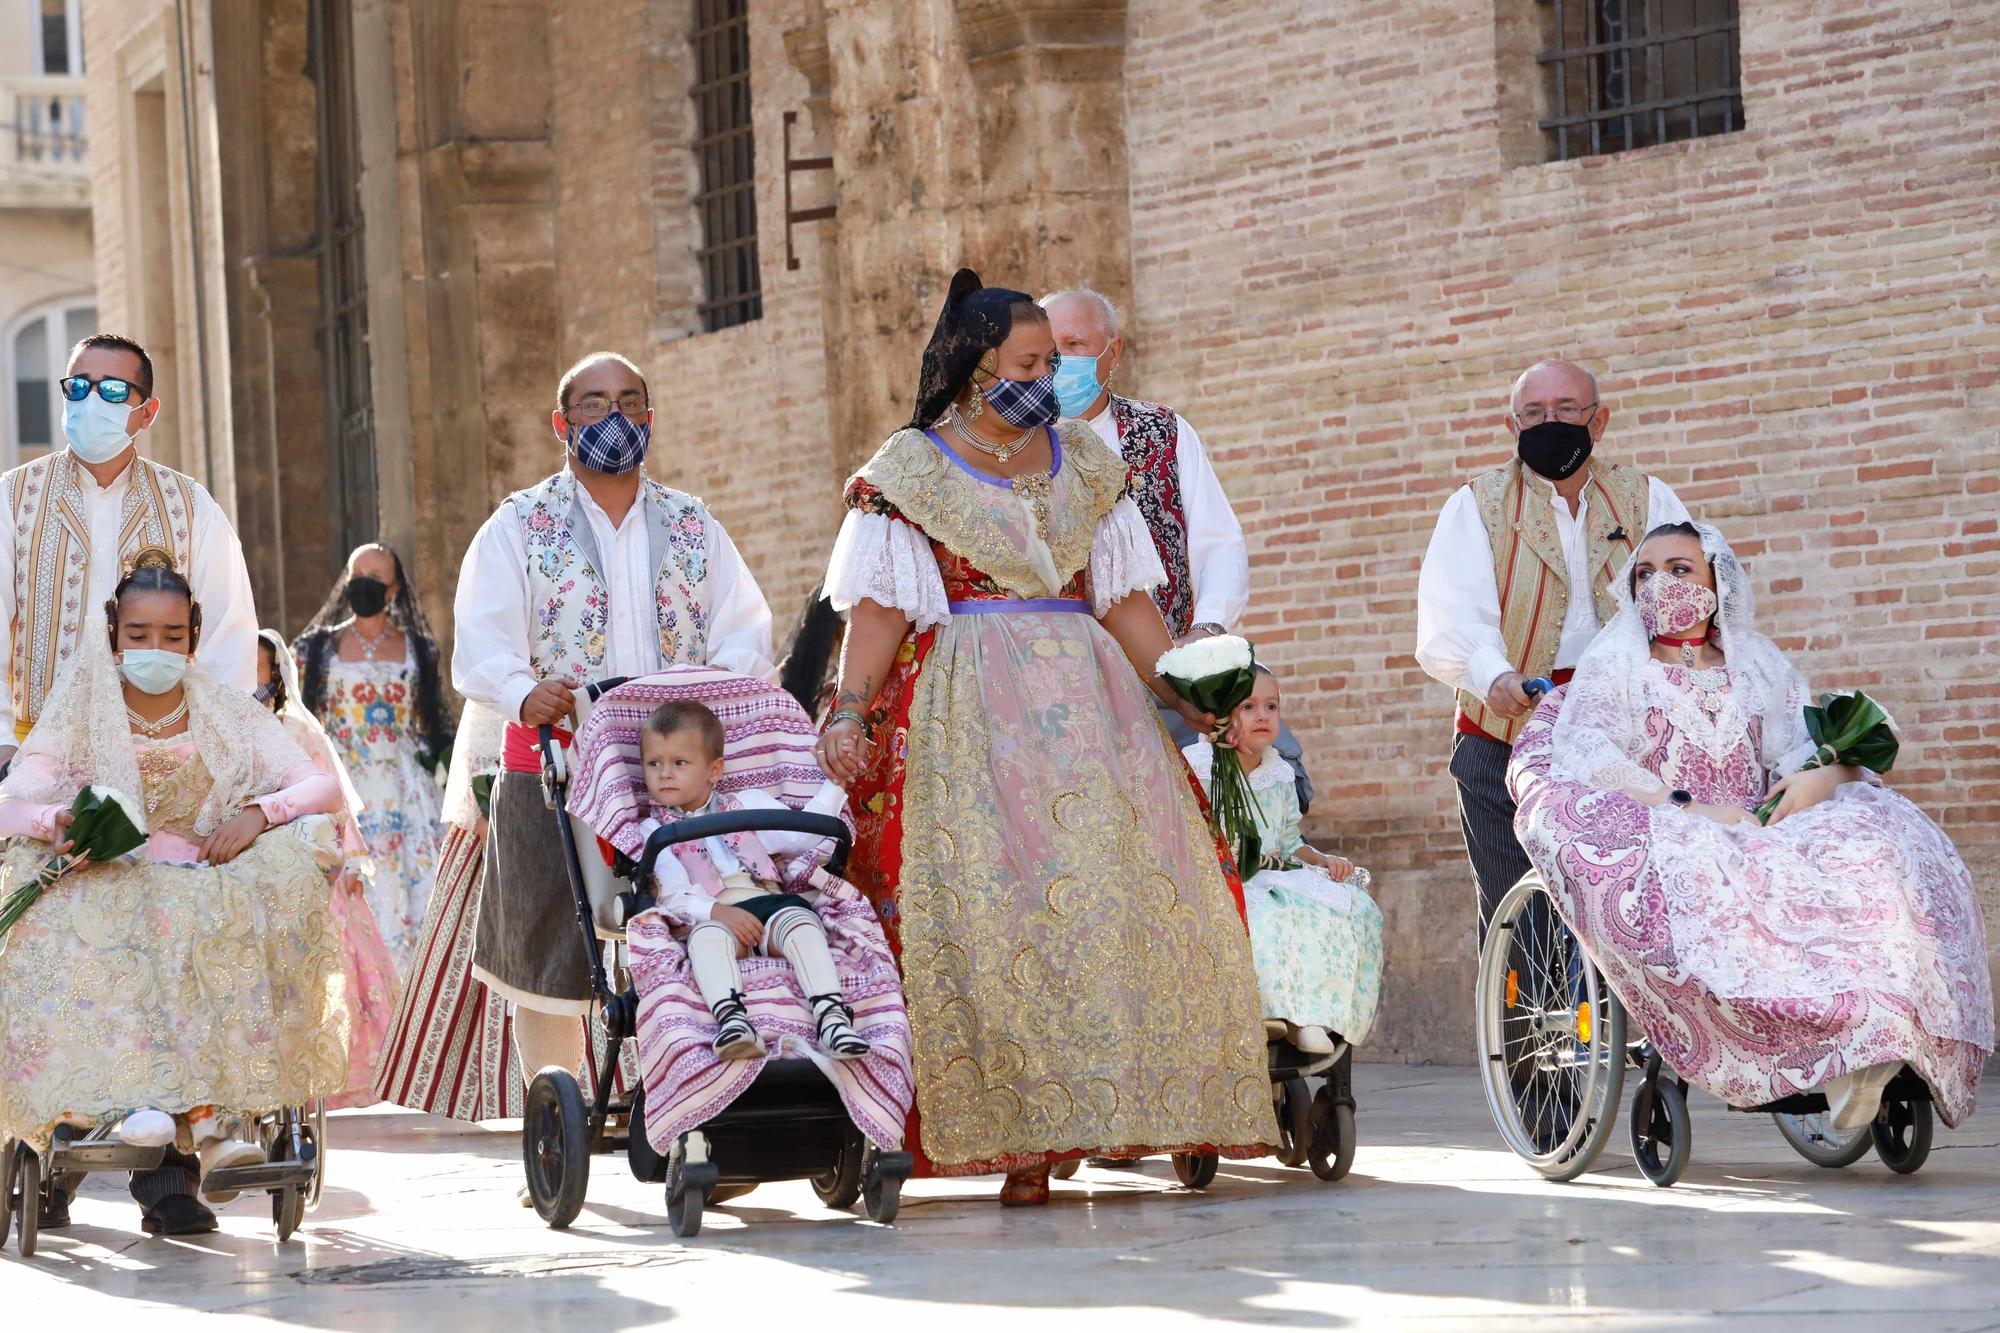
[
  {"x1": 6, "y1": 452, "x2": 197, "y2": 738},
  {"x1": 1456, "y1": 460, "x2": 1648, "y2": 744}
]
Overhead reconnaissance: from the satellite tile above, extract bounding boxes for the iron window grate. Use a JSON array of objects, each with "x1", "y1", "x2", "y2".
[
  {"x1": 691, "y1": 0, "x2": 762, "y2": 332},
  {"x1": 1537, "y1": 0, "x2": 1745, "y2": 162}
]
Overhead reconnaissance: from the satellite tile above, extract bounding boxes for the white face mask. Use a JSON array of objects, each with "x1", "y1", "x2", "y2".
[
  {"x1": 62, "y1": 393, "x2": 138, "y2": 465},
  {"x1": 118, "y1": 648, "x2": 189, "y2": 695}
]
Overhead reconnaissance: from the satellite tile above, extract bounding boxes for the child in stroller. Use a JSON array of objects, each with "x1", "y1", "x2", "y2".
[{"x1": 636, "y1": 700, "x2": 870, "y2": 1062}]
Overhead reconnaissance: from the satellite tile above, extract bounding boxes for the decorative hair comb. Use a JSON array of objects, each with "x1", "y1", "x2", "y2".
[{"x1": 121, "y1": 544, "x2": 182, "y2": 579}]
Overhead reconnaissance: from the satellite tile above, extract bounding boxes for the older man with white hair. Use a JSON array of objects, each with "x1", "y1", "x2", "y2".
[
  {"x1": 1042, "y1": 285, "x2": 1313, "y2": 807},
  {"x1": 1416, "y1": 358, "x2": 1690, "y2": 937}
]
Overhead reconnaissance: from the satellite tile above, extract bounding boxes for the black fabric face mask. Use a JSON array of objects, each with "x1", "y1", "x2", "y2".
[
  {"x1": 346, "y1": 575, "x2": 390, "y2": 618},
  {"x1": 1516, "y1": 419, "x2": 1594, "y2": 481}
]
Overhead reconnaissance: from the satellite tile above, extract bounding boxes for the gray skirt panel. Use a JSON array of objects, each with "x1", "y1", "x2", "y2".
[{"x1": 472, "y1": 770, "x2": 592, "y2": 1006}]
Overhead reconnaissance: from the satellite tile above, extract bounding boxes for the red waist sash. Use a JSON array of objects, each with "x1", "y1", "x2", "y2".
[
  {"x1": 1455, "y1": 668, "x2": 1573, "y2": 743},
  {"x1": 502, "y1": 721, "x2": 573, "y2": 774}
]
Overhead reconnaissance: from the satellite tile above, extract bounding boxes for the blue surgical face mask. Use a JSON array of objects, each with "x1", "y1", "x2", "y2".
[
  {"x1": 1053, "y1": 352, "x2": 1107, "y2": 418},
  {"x1": 569, "y1": 411, "x2": 651, "y2": 475},
  {"x1": 63, "y1": 393, "x2": 139, "y2": 465},
  {"x1": 980, "y1": 374, "x2": 1061, "y2": 430},
  {"x1": 119, "y1": 648, "x2": 189, "y2": 695}
]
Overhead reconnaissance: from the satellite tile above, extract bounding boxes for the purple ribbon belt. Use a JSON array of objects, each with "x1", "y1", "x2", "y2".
[{"x1": 948, "y1": 598, "x2": 1092, "y2": 615}]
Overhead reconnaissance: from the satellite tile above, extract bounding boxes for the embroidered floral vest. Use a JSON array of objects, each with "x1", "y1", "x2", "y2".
[
  {"x1": 505, "y1": 469, "x2": 711, "y2": 683},
  {"x1": 1457, "y1": 460, "x2": 1648, "y2": 743},
  {"x1": 1109, "y1": 396, "x2": 1195, "y2": 637},
  {"x1": 6, "y1": 451, "x2": 196, "y2": 736},
  {"x1": 660, "y1": 793, "x2": 786, "y2": 897}
]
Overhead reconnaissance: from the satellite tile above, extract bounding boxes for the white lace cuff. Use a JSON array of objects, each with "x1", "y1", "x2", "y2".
[
  {"x1": 1090, "y1": 497, "x2": 1168, "y2": 616},
  {"x1": 825, "y1": 511, "x2": 950, "y2": 631}
]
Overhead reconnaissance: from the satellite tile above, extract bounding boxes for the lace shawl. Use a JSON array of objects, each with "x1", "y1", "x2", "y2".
[
  {"x1": 1550, "y1": 522, "x2": 1816, "y2": 793},
  {"x1": 441, "y1": 699, "x2": 505, "y2": 829},
  {"x1": 4, "y1": 618, "x2": 312, "y2": 836}
]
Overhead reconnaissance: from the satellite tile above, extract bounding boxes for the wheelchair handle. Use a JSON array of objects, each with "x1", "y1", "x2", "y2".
[
  {"x1": 1523, "y1": 676, "x2": 1556, "y2": 699},
  {"x1": 636, "y1": 810, "x2": 853, "y2": 887}
]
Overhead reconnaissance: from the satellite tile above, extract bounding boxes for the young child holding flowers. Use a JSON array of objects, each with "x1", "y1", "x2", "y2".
[{"x1": 1185, "y1": 665, "x2": 1384, "y2": 1054}]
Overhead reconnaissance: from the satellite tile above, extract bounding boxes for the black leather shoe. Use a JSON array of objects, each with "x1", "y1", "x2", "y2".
[
  {"x1": 38, "y1": 1187, "x2": 72, "y2": 1230},
  {"x1": 140, "y1": 1193, "x2": 218, "y2": 1237}
]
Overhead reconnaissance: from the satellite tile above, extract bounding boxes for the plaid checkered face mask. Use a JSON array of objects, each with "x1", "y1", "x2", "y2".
[
  {"x1": 570, "y1": 411, "x2": 651, "y2": 475},
  {"x1": 979, "y1": 373, "x2": 1062, "y2": 430}
]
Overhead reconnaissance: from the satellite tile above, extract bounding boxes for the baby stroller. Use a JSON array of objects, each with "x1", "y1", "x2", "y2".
[
  {"x1": 520, "y1": 667, "x2": 913, "y2": 1238},
  {"x1": 1475, "y1": 684, "x2": 1936, "y2": 1187}
]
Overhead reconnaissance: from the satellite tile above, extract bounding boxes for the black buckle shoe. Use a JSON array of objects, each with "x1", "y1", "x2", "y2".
[{"x1": 141, "y1": 1193, "x2": 218, "y2": 1237}]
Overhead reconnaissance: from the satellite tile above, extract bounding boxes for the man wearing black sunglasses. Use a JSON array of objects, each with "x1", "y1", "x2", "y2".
[{"x1": 0, "y1": 333, "x2": 259, "y2": 769}]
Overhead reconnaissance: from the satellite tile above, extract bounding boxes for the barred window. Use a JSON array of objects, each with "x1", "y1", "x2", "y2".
[
  {"x1": 1538, "y1": 0, "x2": 1744, "y2": 162},
  {"x1": 690, "y1": 0, "x2": 762, "y2": 332}
]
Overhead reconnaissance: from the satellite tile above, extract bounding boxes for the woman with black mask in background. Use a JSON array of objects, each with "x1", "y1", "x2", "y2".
[{"x1": 295, "y1": 543, "x2": 456, "y2": 975}]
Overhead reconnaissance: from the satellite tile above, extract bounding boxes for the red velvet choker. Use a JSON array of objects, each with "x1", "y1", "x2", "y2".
[{"x1": 1652, "y1": 631, "x2": 1711, "y2": 649}]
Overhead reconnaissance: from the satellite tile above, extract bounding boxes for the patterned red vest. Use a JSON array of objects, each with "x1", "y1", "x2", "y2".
[{"x1": 1109, "y1": 395, "x2": 1194, "y2": 637}]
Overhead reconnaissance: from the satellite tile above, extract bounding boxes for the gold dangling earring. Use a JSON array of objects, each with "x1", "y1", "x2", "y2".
[{"x1": 965, "y1": 387, "x2": 985, "y2": 421}]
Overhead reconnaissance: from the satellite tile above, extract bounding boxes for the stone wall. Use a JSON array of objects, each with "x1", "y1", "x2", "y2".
[{"x1": 1124, "y1": 0, "x2": 2000, "y2": 1059}]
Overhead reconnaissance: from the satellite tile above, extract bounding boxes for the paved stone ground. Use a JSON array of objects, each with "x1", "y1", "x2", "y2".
[{"x1": 4, "y1": 1063, "x2": 1998, "y2": 1330}]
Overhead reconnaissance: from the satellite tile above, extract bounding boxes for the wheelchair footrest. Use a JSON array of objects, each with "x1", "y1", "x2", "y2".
[
  {"x1": 49, "y1": 1142, "x2": 166, "y2": 1173},
  {"x1": 204, "y1": 1158, "x2": 316, "y2": 1195}
]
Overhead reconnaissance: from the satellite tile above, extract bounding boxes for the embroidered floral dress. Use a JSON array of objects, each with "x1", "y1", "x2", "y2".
[
  {"x1": 1514, "y1": 660, "x2": 1993, "y2": 1125},
  {"x1": 826, "y1": 421, "x2": 1274, "y2": 1177},
  {"x1": 1187, "y1": 742, "x2": 1384, "y2": 1044},
  {"x1": 320, "y1": 655, "x2": 446, "y2": 972}
]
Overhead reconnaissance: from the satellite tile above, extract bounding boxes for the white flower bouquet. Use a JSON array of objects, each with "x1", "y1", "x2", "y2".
[
  {"x1": 0, "y1": 785, "x2": 149, "y2": 947},
  {"x1": 1156, "y1": 634, "x2": 1261, "y2": 874}
]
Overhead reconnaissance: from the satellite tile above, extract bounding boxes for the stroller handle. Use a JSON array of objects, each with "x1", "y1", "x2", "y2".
[{"x1": 636, "y1": 810, "x2": 853, "y2": 887}]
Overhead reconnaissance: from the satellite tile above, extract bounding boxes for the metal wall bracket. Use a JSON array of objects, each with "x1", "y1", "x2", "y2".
[{"x1": 783, "y1": 110, "x2": 835, "y2": 271}]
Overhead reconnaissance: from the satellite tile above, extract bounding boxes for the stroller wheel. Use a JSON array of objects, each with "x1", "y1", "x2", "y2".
[
  {"x1": 1048, "y1": 1158, "x2": 1080, "y2": 1181},
  {"x1": 1871, "y1": 1095, "x2": 1933, "y2": 1175},
  {"x1": 1171, "y1": 1153, "x2": 1218, "y2": 1191},
  {"x1": 14, "y1": 1143, "x2": 39, "y2": 1257},
  {"x1": 811, "y1": 1128, "x2": 865, "y2": 1209},
  {"x1": 1274, "y1": 1077, "x2": 1313, "y2": 1169},
  {"x1": 1629, "y1": 1078, "x2": 1691, "y2": 1187},
  {"x1": 523, "y1": 1070, "x2": 591, "y2": 1229},
  {"x1": 1306, "y1": 1088, "x2": 1356, "y2": 1183},
  {"x1": 666, "y1": 1160, "x2": 703, "y2": 1237},
  {"x1": 1476, "y1": 873, "x2": 1626, "y2": 1182},
  {"x1": 1772, "y1": 1111, "x2": 1871, "y2": 1169},
  {"x1": 863, "y1": 1173, "x2": 902, "y2": 1224}
]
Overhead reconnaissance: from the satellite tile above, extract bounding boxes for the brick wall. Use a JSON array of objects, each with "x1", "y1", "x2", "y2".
[{"x1": 1125, "y1": 0, "x2": 2000, "y2": 1060}]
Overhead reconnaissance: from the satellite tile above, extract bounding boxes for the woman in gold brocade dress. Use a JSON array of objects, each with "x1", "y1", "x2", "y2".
[
  {"x1": 815, "y1": 270, "x2": 1274, "y2": 1205},
  {"x1": 0, "y1": 551, "x2": 347, "y2": 1237}
]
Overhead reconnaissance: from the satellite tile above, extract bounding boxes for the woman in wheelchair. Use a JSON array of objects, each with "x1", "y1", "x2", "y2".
[
  {"x1": 1513, "y1": 521, "x2": 1992, "y2": 1136},
  {"x1": 0, "y1": 549, "x2": 348, "y2": 1237}
]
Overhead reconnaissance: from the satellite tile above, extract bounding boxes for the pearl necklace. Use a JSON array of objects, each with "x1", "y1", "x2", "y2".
[
  {"x1": 127, "y1": 696, "x2": 188, "y2": 737},
  {"x1": 944, "y1": 410, "x2": 1035, "y2": 463}
]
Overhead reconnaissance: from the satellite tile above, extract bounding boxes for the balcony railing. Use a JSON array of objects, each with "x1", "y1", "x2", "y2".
[{"x1": 0, "y1": 75, "x2": 89, "y2": 208}]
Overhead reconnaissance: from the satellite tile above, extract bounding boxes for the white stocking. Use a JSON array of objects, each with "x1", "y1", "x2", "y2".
[
  {"x1": 767, "y1": 907, "x2": 842, "y2": 999},
  {"x1": 687, "y1": 920, "x2": 746, "y2": 1010}
]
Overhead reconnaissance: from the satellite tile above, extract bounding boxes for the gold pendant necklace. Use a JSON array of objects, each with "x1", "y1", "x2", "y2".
[{"x1": 945, "y1": 411, "x2": 1035, "y2": 463}]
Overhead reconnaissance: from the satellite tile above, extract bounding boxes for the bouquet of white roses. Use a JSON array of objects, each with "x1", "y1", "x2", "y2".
[
  {"x1": 1156, "y1": 634, "x2": 1262, "y2": 875},
  {"x1": 0, "y1": 785, "x2": 148, "y2": 948}
]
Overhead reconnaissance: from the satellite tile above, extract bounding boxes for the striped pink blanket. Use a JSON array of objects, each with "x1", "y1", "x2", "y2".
[{"x1": 627, "y1": 876, "x2": 914, "y2": 1153}]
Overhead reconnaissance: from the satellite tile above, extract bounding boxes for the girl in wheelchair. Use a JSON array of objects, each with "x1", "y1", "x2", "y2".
[
  {"x1": 1514, "y1": 521, "x2": 1991, "y2": 1141},
  {"x1": 0, "y1": 550, "x2": 348, "y2": 1238},
  {"x1": 638, "y1": 699, "x2": 870, "y2": 1062}
]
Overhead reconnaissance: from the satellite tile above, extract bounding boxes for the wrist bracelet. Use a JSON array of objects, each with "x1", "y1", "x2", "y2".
[{"x1": 827, "y1": 708, "x2": 868, "y2": 730}]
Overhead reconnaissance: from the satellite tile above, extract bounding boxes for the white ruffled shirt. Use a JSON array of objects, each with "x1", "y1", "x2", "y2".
[
  {"x1": 823, "y1": 495, "x2": 1168, "y2": 628},
  {"x1": 1415, "y1": 469, "x2": 1690, "y2": 699}
]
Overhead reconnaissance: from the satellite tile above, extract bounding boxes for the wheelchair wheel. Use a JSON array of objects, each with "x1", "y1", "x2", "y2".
[
  {"x1": 305, "y1": 1103, "x2": 327, "y2": 1211},
  {"x1": 1273, "y1": 1077, "x2": 1313, "y2": 1169},
  {"x1": 1772, "y1": 1111, "x2": 1871, "y2": 1169},
  {"x1": 1871, "y1": 1095, "x2": 1933, "y2": 1175},
  {"x1": 14, "y1": 1143, "x2": 39, "y2": 1257},
  {"x1": 1306, "y1": 1087, "x2": 1356, "y2": 1183},
  {"x1": 523, "y1": 1070, "x2": 591, "y2": 1229},
  {"x1": 1629, "y1": 1079, "x2": 1691, "y2": 1187},
  {"x1": 1049, "y1": 1158, "x2": 1081, "y2": 1181},
  {"x1": 267, "y1": 1118, "x2": 305, "y2": 1242},
  {"x1": 1171, "y1": 1152, "x2": 1218, "y2": 1190},
  {"x1": 811, "y1": 1127, "x2": 865, "y2": 1209},
  {"x1": 0, "y1": 1139, "x2": 15, "y2": 1250},
  {"x1": 1477, "y1": 873, "x2": 1626, "y2": 1181}
]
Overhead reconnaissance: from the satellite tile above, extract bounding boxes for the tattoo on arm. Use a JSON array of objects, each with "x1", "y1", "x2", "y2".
[{"x1": 836, "y1": 675, "x2": 876, "y2": 712}]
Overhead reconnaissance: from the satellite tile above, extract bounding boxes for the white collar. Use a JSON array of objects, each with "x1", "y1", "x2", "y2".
[
  {"x1": 1184, "y1": 740, "x2": 1295, "y2": 791},
  {"x1": 569, "y1": 469, "x2": 647, "y2": 534},
  {"x1": 75, "y1": 452, "x2": 136, "y2": 495},
  {"x1": 1084, "y1": 397, "x2": 1116, "y2": 429}
]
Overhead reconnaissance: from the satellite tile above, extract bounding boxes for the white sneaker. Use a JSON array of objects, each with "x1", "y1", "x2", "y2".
[
  {"x1": 119, "y1": 1108, "x2": 177, "y2": 1148},
  {"x1": 199, "y1": 1138, "x2": 267, "y2": 1204},
  {"x1": 1827, "y1": 1062, "x2": 1901, "y2": 1133},
  {"x1": 1288, "y1": 1023, "x2": 1336, "y2": 1055}
]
